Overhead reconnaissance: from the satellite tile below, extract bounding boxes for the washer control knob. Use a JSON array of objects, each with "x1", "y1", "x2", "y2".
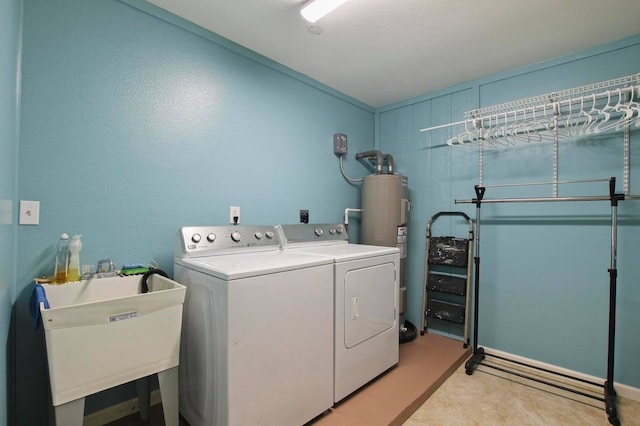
[
  {"x1": 191, "y1": 233, "x2": 201, "y2": 243},
  {"x1": 207, "y1": 233, "x2": 216, "y2": 243},
  {"x1": 336, "y1": 227, "x2": 344, "y2": 234},
  {"x1": 265, "y1": 231, "x2": 274, "y2": 239},
  {"x1": 254, "y1": 232, "x2": 263, "y2": 240},
  {"x1": 314, "y1": 228, "x2": 323, "y2": 237},
  {"x1": 329, "y1": 228, "x2": 336, "y2": 235},
  {"x1": 231, "y1": 231, "x2": 242, "y2": 242}
]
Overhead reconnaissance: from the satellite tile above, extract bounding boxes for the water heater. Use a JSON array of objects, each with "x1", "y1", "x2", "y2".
[{"x1": 361, "y1": 173, "x2": 410, "y2": 325}]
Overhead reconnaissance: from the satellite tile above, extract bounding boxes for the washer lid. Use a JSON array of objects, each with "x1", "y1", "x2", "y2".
[
  {"x1": 176, "y1": 250, "x2": 332, "y2": 280},
  {"x1": 289, "y1": 243, "x2": 399, "y2": 262}
]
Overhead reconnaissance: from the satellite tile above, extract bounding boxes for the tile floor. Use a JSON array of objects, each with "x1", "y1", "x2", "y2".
[{"x1": 405, "y1": 363, "x2": 640, "y2": 425}]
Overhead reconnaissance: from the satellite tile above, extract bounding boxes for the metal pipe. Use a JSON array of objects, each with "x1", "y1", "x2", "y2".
[
  {"x1": 419, "y1": 118, "x2": 469, "y2": 133},
  {"x1": 465, "y1": 185, "x2": 485, "y2": 373},
  {"x1": 355, "y1": 150, "x2": 383, "y2": 174},
  {"x1": 553, "y1": 113, "x2": 559, "y2": 197},
  {"x1": 480, "y1": 178, "x2": 611, "y2": 188},
  {"x1": 605, "y1": 182, "x2": 620, "y2": 423},
  {"x1": 472, "y1": 187, "x2": 482, "y2": 353},
  {"x1": 624, "y1": 122, "x2": 630, "y2": 195},
  {"x1": 479, "y1": 362, "x2": 605, "y2": 402},
  {"x1": 383, "y1": 154, "x2": 394, "y2": 174},
  {"x1": 454, "y1": 195, "x2": 640, "y2": 204}
]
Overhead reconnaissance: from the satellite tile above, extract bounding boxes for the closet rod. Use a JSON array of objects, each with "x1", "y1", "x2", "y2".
[
  {"x1": 419, "y1": 119, "x2": 467, "y2": 133},
  {"x1": 481, "y1": 178, "x2": 610, "y2": 188},
  {"x1": 455, "y1": 194, "x2": 640, "y2": 204}
]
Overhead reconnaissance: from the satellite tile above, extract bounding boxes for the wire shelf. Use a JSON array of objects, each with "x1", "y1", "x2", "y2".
[{"x1": 464, "y1": 74, "x2": 640, "y2": 118}]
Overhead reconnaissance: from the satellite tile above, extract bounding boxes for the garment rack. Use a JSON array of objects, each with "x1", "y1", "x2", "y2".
[
  {"x1": 420, "y1": 74, "x2": 639, "y2": 425},
  {"x1": 457, "y1": 177, "x2": 629, "y2": 426}
]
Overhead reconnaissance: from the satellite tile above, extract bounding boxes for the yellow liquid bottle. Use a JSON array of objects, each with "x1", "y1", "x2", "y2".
[
  {"x1": 54, "y1": 270, "x2": 68, "y2": 284},
  {"x1": 67, "y1": 267, "x2": 80, "y2": 282},
  {"x1": 54, "y1": 233, "x2": 70, "y2": 284}
]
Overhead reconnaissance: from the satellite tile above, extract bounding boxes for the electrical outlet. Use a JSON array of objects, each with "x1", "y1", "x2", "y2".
[
  {"x1": 300, "y1": 209, "x2": 309, "y2": 224},
  {"x1": 230, "y1": 206, "x2": 240, "y2": 224},
  {"x1": 333, "y1": 133, "x2": 347, "y2": 156},
  {"x1": 19, "y1": 200, "x2": 40, "y2": 225}
]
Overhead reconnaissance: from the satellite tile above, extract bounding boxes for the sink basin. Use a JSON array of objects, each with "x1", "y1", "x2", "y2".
[{"x1": 39, "y1": 274, "x2": 185, "y2": 425}]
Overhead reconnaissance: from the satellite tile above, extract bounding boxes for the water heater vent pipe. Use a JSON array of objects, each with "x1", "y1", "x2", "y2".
[
  {"x1": 383, "y1": 154, "x2": 394, "y2": 174},
  {"x1": 355, "y1": 150, "x2": 384, "y2": 174}
]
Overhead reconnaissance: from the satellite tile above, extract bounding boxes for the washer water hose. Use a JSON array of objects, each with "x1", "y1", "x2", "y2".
[{"x1": 141, "y1": 268, "x2": 168, "y2": 293}]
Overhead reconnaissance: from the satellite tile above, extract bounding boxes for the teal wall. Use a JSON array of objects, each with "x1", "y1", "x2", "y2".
[
  {"x1": 8, "y1": 0, "x2": 640, "y2": 424},
  {"x1": 14, "y1": 0, "x2": 374, "y2": 423},
  {"x1": 379, "y1": 35, "x2": 640, "y2": 388},
  {"x1": 1, "y1": 0, "x2": 21, "y2": 425}
]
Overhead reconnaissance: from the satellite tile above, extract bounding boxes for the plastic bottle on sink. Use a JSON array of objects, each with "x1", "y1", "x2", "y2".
[
  {"x1": 67, "y1": 234, "x2": 82, "y2": 282},
  {"x1": 54, "y1": 233, "x2": 70, "y2": 284}
]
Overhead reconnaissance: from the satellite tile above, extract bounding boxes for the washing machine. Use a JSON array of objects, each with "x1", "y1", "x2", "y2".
[
  {"x1": 278, "y1": 223, "x2": 400, "y2": 402},
  {"x1": 174, "y1": 225, "x2": 334, "y2": 426}
]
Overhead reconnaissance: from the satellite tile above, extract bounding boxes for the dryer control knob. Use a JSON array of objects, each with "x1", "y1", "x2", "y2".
[
  {"x1": 265, "y1": 231, "x2": 274, "y2": 239},
  {"x1": 207, "y1": 233, "x2": 216, "y2": 243},
  {"x1": 231, "y1": 231, "x2": 242, "y2": 242},
  {"x1": 329, "y1": 228, "x2": 336, "y2": 235},
  {"x1": 336, "y1": 227, "x2": 344, "y2": 234},
  {"x1": 191, "y1": 233, "x2": 202, "y2": 243},
  {"x1": 254, "y1": 232, "x2": 263, "y2": 240},
  {"x1": 314, "y1": 228, "x2": 323, "y2": 237}
]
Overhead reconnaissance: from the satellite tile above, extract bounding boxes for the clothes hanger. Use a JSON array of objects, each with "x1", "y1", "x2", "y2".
[
  {"x1": 591, "y1": 89, "x2": 615, "y2": 134},
  {"x1": 560, "y1": 98, "x2": 579, "y2": 138},
  {"x1": 576, "y1": 95, "x2": 594, "y2": 137},
  {"x1": 595, "y1": 87, "x2": 638, "y2": 133},
  {"x1": 593, "y1": 88, "x2": 624, "y2": 133},
  {"x1": 580, "y1": 93, "x2": 599, "y2": 135}
]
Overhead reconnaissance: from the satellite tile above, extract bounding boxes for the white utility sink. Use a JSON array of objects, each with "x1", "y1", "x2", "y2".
[{"x1": 39, "y1": 273, "x2": 186, "y2": 426}]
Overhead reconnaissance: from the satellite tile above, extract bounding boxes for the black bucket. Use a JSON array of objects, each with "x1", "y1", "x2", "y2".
[{"x1": 399, "y1": 320, "x2": 417, "y2": 344}]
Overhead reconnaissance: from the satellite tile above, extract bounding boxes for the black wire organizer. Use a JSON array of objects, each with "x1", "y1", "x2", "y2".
[
  {"x1": 456, "y1": 177, "x2": 634, "y2": 426},
  {"x1": 420, "y1": 211, "x2": 473, "y2": 347}
]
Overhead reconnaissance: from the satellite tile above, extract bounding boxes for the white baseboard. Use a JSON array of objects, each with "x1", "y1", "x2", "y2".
[
  {"x1": 480, "y1": 346, "x2": 640, "y2": 402},
  {"x1": 83, "y1": 389, "x2": 162, "y2": 426}
]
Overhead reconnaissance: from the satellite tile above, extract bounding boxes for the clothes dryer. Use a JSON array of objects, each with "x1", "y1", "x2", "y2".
[
  {"x1": 174, "y1": 225, "x2": 334, "y2": 426},
  {"x1": 279, "y1": 223, "x2": 400, "y2": 402}
]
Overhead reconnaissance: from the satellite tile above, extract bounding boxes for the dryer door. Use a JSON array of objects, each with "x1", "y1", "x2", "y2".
[{"x1": 343, "y1": 261, "x2": 397, "y2": 348}]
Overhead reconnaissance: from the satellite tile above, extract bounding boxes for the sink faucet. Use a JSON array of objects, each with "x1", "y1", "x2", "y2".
[{"x1": 95, "y1": 258, "x2": 117, "y2": 278}]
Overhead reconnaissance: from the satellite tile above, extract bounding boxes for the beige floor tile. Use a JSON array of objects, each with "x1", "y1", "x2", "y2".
[{"x1": 405, "y1": 364, "x2": 639, "y2": 426}]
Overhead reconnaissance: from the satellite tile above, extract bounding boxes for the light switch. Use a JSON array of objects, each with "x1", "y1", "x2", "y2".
[{"x1": 19, "y1": 200, "x2": 40, "y2": 225}]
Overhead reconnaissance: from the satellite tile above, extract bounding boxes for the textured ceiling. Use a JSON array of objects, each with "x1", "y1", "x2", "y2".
[{"x1": 146, "y1": 0, "x2": 640, "y2": 107}]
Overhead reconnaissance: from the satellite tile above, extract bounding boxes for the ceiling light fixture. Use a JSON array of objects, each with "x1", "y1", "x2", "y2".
[{"x1": 300, "y1": 0, "x2": 350, "y2": 23}]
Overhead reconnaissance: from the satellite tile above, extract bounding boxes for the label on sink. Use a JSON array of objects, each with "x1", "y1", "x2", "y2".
[{"x1": 109, "y1": 312, "x2": 138, "y2": 322}]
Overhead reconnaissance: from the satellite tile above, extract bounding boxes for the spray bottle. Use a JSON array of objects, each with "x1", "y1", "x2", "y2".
[{"x1": 67, "y1": 234, "x2": 82, "y2": 282}]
